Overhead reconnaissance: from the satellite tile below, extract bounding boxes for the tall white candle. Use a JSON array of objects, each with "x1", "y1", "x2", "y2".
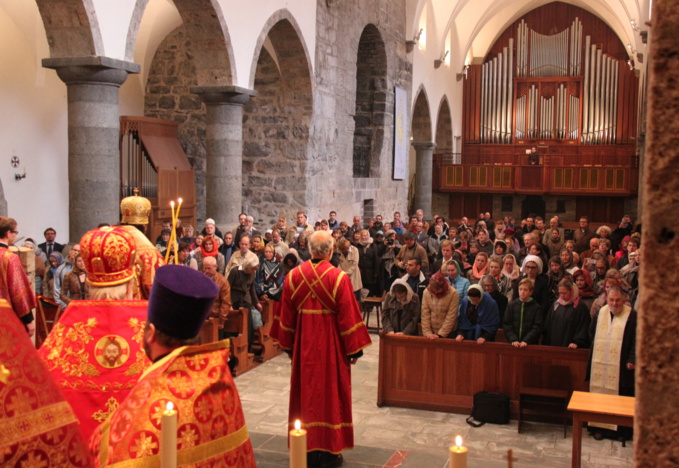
[
  {"x1": 161, "y1": 401, "x2": 177, "y2": 468},
  {"x1": 289, "y1": 419, "x2": 307, "y2": 468}
]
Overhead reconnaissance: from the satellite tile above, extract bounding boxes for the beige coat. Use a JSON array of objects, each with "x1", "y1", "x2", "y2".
[
  {"x1": 421, "y1": 287, "x2": 459, "y2": 338},
  {"x1": 339, "y1": 245, "x2": 362, "y2": 292}
]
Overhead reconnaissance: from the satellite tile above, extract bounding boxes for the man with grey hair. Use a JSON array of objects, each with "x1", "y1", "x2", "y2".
[{"x1": 275, "y1": 230, "x2": 371, "y2": 466}]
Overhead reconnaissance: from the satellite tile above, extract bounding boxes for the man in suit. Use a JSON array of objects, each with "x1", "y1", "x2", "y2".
[{"x1": 38, "y1": 227, "x2": 64, "y2": 257}]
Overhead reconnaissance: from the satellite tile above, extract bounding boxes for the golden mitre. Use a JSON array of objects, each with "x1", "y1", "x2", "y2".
[{"x1": 120, "y1": 188, "x2": 151, "y2": 225}]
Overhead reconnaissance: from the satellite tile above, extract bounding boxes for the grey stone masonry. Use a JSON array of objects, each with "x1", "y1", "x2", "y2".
[
  {"x1": 412, "y1": 142, "x2": 436, "y2": 220},
  {"x1": 191, "y1": 86, "x2": 256, "y2": 234},
  {"x1": 43, "y1": 56, "x2": 139, "y2": 242}
]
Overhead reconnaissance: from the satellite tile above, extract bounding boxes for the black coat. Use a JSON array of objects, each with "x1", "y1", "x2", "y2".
[
  {"x1": 502, "y1": 298, "x2": 543, "y2": 344},
  {"x1": 543, "y1": 300, "x2": 591, "y2": 348}
]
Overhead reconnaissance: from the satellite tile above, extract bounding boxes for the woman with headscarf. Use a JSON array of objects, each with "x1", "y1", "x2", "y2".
[
  {"x1": 560, "y1": 247, "x2": 579, "y2": 275},
  {"x1": 250, "y1": 234, "x2": 266, "y2": 261},
  {"x1": 546, "y1": 228, "x2": 565, "y2": 258},
  {"x1": 501, "y1": 254, "x2": 520, "y2": 301},
  {"x1": 194, "y1": 235, "x2": 226, "y2": 274},
  {"x1": 255, "y1": 244, "x2": 284, "y2": 302},
  {"x1": 480, "y1": 274, "x2": 508, "y2": 317},
  {"x1": 381, "y1": 279, "x2": 420, "y2": 336},
  {"x1": 42, "y1": 251, "x2": 63, "y2": 298},
  {"x1": 545, "y1": 256, "x2": 567, "y2": 307},
  {"x1": 512, "y1": 255, "x2": 549, "y2": 309},
  {"x1": 613, "y1": 235, "x2": 631, "y2": 267},
  {"x1": 573, "y1": 268, "x2": 597, "y2": 311},
  {"x1": 488, "y1": 255, "x2": 511, "y2": 301},
  {"x1": 455, "y1": 284, "x2": 500, "y2": 344},
  {"x1": 503, "y1": 278, "x2": 544, "y2": 347},
  {"x1": 466, "y1": 251, "x2": 489, "y2": 285},
  {"x1": 476, "y1": 229, "x2": 494, "y2": 255},
  {"x1": 421, "y1": 272, "x2": 459, "y2": 339},
  {"x1": 543, "y1": 278, "x2": 591, "y2": 348},
  {"x1": 59, "y1": 254, "x2": 88, "y2": 306}
]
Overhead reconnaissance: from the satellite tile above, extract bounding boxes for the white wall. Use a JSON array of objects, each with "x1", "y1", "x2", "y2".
[{"x1": 0, "y1": 3, "x2": 69, "y2": 242}]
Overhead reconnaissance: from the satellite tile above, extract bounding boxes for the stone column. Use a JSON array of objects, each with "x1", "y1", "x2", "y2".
[
  {"x1": 0, "y1": 177, "x2": 7, "y2": 216},
  {"x1": 191, "y1": 86, "x2": 257, "y2": 232},
  {"x1": 636, "y1": 1, "x2": 679, "y2": 465},
  {"x1": 43, "y1": 56, "x2": 139, "y2": 242},
  {"x1": 412, "y1": 142, "x2": 436, "y2": 220}
]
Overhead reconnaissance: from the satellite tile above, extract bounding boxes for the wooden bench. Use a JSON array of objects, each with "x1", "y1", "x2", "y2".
[
  {"x1": 377, "y1": 334, "x2": 589, "y2": 417},
  {"x1": 568, "y1": 391, "x2": 634, "y2": 468},
  {"x1": 255, "y1": 300, "x2": 280, "y2": 362},
  {"x1": 223, "y1": 307, "x2": 254, "y2": 376}
]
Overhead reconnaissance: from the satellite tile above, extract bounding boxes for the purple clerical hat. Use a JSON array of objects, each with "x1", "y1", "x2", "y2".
[{"x1": 148, "y1": 265, "x2": 218, "y2": 340}]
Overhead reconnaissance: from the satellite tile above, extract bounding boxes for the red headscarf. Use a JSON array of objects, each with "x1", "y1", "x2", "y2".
[
  {"x1": 573, "y1": 268, "x2": 596, "y2": 298},
  {"x1": 200, "y1": 235, "x2": 219, "y2": 258},
  {"x1": 428, "y1": 272, "x2": 451, "y2": 299}
]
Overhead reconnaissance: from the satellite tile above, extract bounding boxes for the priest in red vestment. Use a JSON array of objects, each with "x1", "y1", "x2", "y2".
[
  {"x1": 0, "y1": 217, "x2": 36, "y2": 336},
  {"x1": 277, "y1": 230, "x2": 372, "y2": 467},
  {"x1": 39, "y1": 226, "x2": 151, "y2": 440},
  {"x1": 90, "y1": 264, "x2": 256, "y2": 467},
  {"x1": 0, "y1": 298, "x2": 91, "y2": 467},
  {"x1": 118, "y1": 189, "x2": 165, "y2": 299}
]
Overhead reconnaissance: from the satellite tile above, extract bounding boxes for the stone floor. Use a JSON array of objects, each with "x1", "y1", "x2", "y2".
[{"x1": 235, "y1": 333, "x2": 633, "y2": 467}]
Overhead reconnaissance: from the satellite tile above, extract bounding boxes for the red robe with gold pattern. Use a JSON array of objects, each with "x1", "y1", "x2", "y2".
[
  {"x1": 38, "y1": 300, "x2": 151, "y2": 441},
  {"x1": 0, "y1": 298, "x2": 91, "y2": 467},
  {"x1": 277, "y1": 259, "x2": 372, "y2": 454},
  {"x1": 117, "y1": 226, "x2": 165, "y2": 300},
  {"x1": 90, "y1": 340, "x2": 256, "y2": 467},
  {"x1": 0, "y1": 246, "x2": 36, "y2": 322}
]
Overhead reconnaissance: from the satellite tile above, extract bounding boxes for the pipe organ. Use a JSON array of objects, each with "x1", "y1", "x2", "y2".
[
  {"x1": 119, "y1": 116, "x2": 197, "y2": 241},
  {"x1": 473, "y1": 12, "x2": 636, "y2": 146}
]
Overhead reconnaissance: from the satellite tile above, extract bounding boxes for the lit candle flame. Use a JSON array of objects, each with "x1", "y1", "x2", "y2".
[
  {"x1": 178, "y1": 198, "x2": 183, "y2": 204},
  {"x1": 294, "y1": 420, "x2": 301, "y2": 431},
  {"x1": 166, "y1": 401, "x2": 174, "y2": 412},
  {"x1": 170, "y1": 200, "x2": 175, "y2": 207},
  {"x1": 455, "y1": 435, "x2": 463, "y2": 447}
]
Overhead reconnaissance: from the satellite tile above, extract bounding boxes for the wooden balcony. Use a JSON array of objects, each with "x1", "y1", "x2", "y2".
[{"x1": 433, "y1": 145, "x2": 639, "y2": 196}]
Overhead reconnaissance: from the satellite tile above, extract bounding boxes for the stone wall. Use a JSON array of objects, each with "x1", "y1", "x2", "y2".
[
  {"x1": 243, "y1": 36, "x2": 312, "y2": 227},
  {"x1": 310, "y1": 0, "x2": 412, "y2": 223},
  {"x1": 144, "y1": 26, "x2": 208, "y2": 224}
]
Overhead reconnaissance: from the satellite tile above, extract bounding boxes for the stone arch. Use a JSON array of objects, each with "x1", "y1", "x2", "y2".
[
  {"x1": 35, "y1": 0, "x2": 104, "y2": 57},
  {"x1": 126, "y1": 0, "x2": 236, "y2": 83},
  {"x1": 248, "y1": 9, "x2": 313, "y2": 91},
  {"x1": 411, "y1": 85, "x2": 433, "y2": 142},
  {"x1": 352, "y1": 24, "x2": 388, "y2": 178},
  {"x1": 169, "y1": 0, "x2": 234, "y2": 85},
  {"x1": 435, "y1": 96, "x2": 453, "y2": 153},
  {"x1": 243, "y1": 18, "x2": 313, "y2": 226}
]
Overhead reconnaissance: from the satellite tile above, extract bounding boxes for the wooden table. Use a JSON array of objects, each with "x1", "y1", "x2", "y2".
[{"x1": 567, "y1": 391, "x2": 634, "y2": 468}]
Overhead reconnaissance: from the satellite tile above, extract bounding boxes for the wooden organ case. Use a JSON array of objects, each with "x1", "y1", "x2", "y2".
[
  {"x1": 120, "y1": 117, "x2": 197, "y2": 242},
  {"x1": 448, "y1": 2, "x2": 639, "y2": 213}
]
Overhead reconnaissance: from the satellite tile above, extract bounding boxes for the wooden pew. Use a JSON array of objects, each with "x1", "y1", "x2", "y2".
[
  {"x1": 255, "y1": 300, "x2": 280, "y2": 362},
  {"x1": 199, "y1": 317, "x2": 221, "y2": 344},
  {"x1": 377, "y1": 334, "x2": 589, "y2": 418},
  {"x1": 223, "y1": 307, "x2": 254, "y2": 376}
]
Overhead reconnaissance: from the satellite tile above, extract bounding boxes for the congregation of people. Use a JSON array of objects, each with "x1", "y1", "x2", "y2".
[{"x1": 20, "y1": 210, "x2": 641, "y2": 355}]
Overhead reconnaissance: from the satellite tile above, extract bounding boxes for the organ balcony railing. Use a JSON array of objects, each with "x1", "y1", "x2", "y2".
[{"x1": 433, "y1": 150, "x2": 639, "y2": 196}]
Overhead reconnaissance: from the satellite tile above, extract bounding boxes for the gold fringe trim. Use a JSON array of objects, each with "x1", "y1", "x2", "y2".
[
  {"x1": 0, "y1": 402, "x2": 78, "y2": 448},
  {"x1": 340, "y1": 321, "x2": 365, "y2": 336}
]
